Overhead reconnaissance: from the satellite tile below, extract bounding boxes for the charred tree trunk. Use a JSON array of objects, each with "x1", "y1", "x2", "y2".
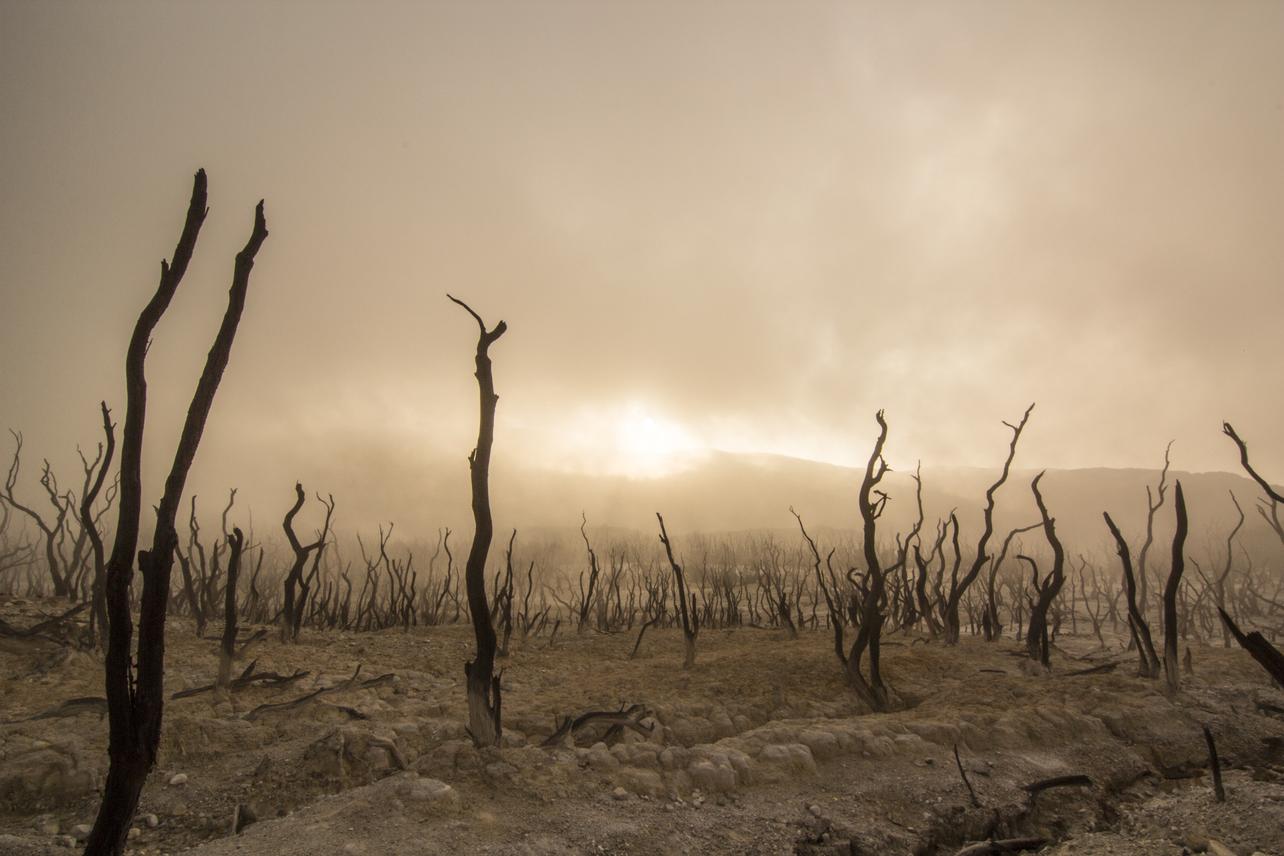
[
  {"x1": 86, "y1": 170, "x2": 267, "y2": 856},
  {"x1": 657, "y1": 513, "x2": 698, "y2": 669},
  {"x1": 1103, "y1": 512, "x2": 1160, "y2": 678},
  {"x1": 449, "y1": 295, "x2": 506, "y2": 748},
  {"x1": 1163, "y1": 481, "x2": 1188, "y2": 694}
]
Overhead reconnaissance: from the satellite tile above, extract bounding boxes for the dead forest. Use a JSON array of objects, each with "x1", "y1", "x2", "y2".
[{"x1": 1, "y1": 171, "x2": 1282, "y2": 856}]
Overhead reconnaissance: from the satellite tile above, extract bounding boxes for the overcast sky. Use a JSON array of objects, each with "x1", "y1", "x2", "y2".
[{"x1": 1, "y1": 1, "x2": 1281, "y2": 526}]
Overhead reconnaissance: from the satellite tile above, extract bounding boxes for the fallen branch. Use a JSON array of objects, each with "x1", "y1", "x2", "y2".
[
  {"x1": 954, "y1": 743, "x2": 980, "y2": 808},
  {"x1": 0, "y1": 603, "x2": 90, "y2": 642},
  {"x1": 171, "y1": 659, "x2": 311, "y2": 700},
  {"x1": 1, "y1": 696, "x2": 107, "y2": 724},
  {"x1": 1064, "y1": 662, "x2": 1119, "y2": 677},
  {"x1": 954, "y1": 837, "x2": 1047, "y2": 856},
  {"x1": 1023, "y1": 774, "x2": 1093, "y2": 797},
  {"x1": 242, "y1": 664, "x2": 367, "y2": 720},
  {"x1": 541, "y1": 703, "x2": 652, "y2": 747}
]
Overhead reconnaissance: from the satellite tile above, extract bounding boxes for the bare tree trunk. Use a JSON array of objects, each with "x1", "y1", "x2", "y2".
[
  {"x1": 86, "y1": 171, "x2": 267, "y2": 856},
  {"x1": 449, "y1": 295, "x2": 506, "y2": 748},
  {"x1": 1103, "y1": 512, "x2": 1160, "y2": 678},
  {"x1": 657, "y1": 513, "x2": 698, "y2": 669},
  {"x1": 1162, "y1": 481, "x2": 1188, "y2": 694}
]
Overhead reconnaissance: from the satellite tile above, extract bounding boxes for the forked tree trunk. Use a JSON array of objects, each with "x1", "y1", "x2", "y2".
[
  {"x1": 1025, "y1": 472, "x2": 1066, "y2": 669},
  {"x1": 449, "y1": 295, "x2": 506, "y2": 748},
  {"x1": 85, "y1": 171, "x2": 267, "y2": 856},
  {"x1": 943, "y1": 404, "x2": 1033, "y2": 644}
]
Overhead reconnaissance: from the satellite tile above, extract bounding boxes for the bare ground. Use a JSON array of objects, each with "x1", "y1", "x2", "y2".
[{"x1": 2, "y1": 597, "x2": 1282, "y2": 856}]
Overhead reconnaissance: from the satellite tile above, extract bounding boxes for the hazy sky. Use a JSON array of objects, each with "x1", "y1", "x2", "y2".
[{"x1": 1, "y1": 1, "x2": 1281, "y2": 526}]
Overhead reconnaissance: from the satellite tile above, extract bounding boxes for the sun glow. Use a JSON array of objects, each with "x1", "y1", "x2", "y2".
[{"x1": 540, "y1": 401, "x2": 707, "y2": 478}]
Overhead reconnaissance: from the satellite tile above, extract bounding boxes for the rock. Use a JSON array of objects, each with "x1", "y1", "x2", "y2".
[
  {"x1": 55, "y1": 835, "x2": 76, "y2": 848},
  {"x1": 168, "y1": 773, "x2": 188, "y2": 786},
  {"x1": 612, "y1": 786, "x2": 629, "y2": 801},
  {"x1": 33, "y1": 816, "x2": 59, "y2": 835},
  {"x1": 808, "y1": 804, "x2": 823, "y2": 817},
  {"x1": 615, "y1": 767, "x2": 666, "y2": 797},
  {"x1": 1207, "y1": 842, "x2": 1239, "y2": 856},
  {"x1": 71, "y1": 823, "x2": 92, "y2": 841},
  {"x1": 127, "y1": 827, "x2": 141, "y2": 840},
  {"x1": 687, "y1": 758, "x2": 737, "y2": 792},
  {"x1": 587, "y1": 743, "x2": 619, "y2": 771},
  {"x1": 395, "y1": 774, "x2": 461, "y2": 814},
  {"x1": 142, "y1": 814, "x2": 160, "y2": 828},
  {"x1": 0, "y1": 744, "x2": 100, "y2": 807}
]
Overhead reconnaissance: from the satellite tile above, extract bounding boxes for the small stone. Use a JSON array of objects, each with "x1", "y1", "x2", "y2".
[
  {"x1": 127, "y1": 828, "x2": 141, "y2": 840},
  {"x1": 612, "y1": 786, "x2": 629, "y2": 801},
  {"x1": 168, "y1": 773, "x2": 189, "y2": 786},
  {"x1": 56, "y1": 835, "x2": 76, "y2": 848},
  {"x1": 71, "y1": 824, "x2": 92, "y2": 841},
  {"x1": 142, "y1": 814, "x2": 160, "y2": 829}
]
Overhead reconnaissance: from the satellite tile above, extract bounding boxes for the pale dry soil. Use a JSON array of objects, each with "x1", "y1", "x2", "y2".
[{"x1": 1, "y1": 596, "x2": 1282, "y2": 856}]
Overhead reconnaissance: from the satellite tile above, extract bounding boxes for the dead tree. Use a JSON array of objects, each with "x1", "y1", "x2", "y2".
[
  {"x1": 4, "y1": 433, "x2": 73, "y2": 598},
  {"x1": 1137, "y1": 442, "x2": 1174, "y2": 618},
  {"x1": 1213, "y1": 491, "x2": 1245, "y2": 647},
  {"x1": 943, "y1": 404, "x2": 1033, "y2": 644},
  {"x1": 657, "y1": 513, "x2": 698, "y2": 668},
  {"x1": 0, "y1": 499, "x2": 37, "y2": 591},
  {"x1": 576, "y1": 513, "x2": 601, "y2": 633},
  {"x1": 1162, "y1": 481, "x2": 1189, "y2": 693},
  {"x1": 280, "y1": 484, "x2": 334, "y2": 641},
  {"x1": 1223, "y1": 422, "x2": 1284, "y2": 547},
  {"x1": 846, "y1": 410, "x2": 895, "y2": 710},
  {"x1": 983, "y1": 521, "x2": 1040, "y2": 641},
  {"x1": 86, "y1": 170, "x2": 267, "y2": 855},
  {"x1": 493, "y1": 529, "x2": 517, "y2": 656},
  {"x1": 1025, "y1": 472, "x2": 1066, "y2": 669},
  {"x1": 1103, "y1": 511, "x2": 1160, "y2": 678},
  {"x1": 81, "y1": 404, "x2": 116, "y2": 647},
  {"x1": 449, "y1": 294, "x2": 506, "y2": 748},
  {"x1": 217, "y1": 528, "x2": 245, "y2": 688}
]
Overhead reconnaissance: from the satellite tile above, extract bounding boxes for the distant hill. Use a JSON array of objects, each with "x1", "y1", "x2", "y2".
[
  {"x1": 490, "y1": 452, "x2": 1281, "y2": 559},
  {"x1": 184, "y1": 437, "x2": 1282, "y2": 562}
]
